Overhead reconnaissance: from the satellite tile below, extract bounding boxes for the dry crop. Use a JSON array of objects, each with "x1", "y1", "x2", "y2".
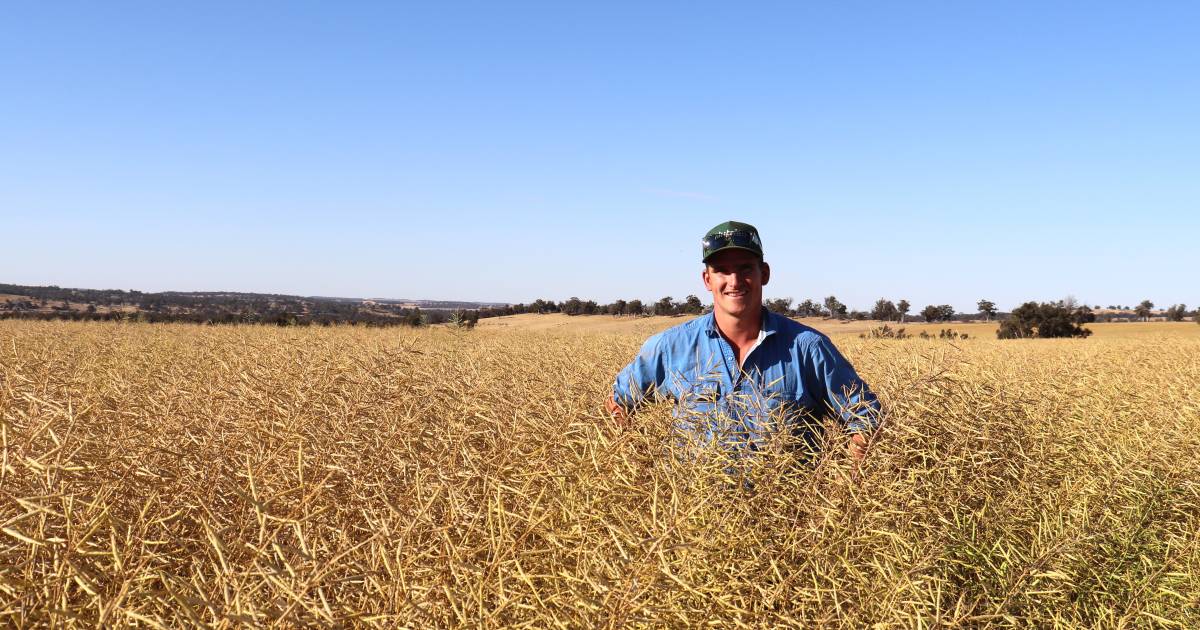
[{"x1": 1, "y1": 319, "x2": 1198, "y2": 627}]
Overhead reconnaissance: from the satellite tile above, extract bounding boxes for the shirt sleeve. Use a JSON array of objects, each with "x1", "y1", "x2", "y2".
[
  {"x1": 802, "y1": 335, "x2": 882, "y2": 433},
  {"x1": 612, "y1": 333, "x2": 669, "y2": 413}
]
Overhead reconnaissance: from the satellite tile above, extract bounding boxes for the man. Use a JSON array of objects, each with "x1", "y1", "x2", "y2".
[{"x1": 605, "y1": 221, "x2": 881, "y2": 459}]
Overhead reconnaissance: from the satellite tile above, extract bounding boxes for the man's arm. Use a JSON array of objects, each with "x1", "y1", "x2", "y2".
[
  {"x1": 804, "y1": 335, "x2": 882, "y2": 458},
  {"x1": 607, "y1": 334, "x2": 668, "y2": 428}
]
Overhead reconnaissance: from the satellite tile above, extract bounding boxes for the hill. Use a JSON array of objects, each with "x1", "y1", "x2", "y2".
[{"x1": 0, "y1": 282, "x2": 505, "y2": 326}]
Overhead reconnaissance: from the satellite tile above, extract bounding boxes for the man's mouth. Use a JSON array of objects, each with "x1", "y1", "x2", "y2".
[{"x1": 725, "y1": 291, "x2": 747, "y2": 298}]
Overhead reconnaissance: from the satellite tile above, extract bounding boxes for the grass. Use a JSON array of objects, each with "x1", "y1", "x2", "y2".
[{"x1": 1, "y1": 318, "x2": 1198, "y2": 627}]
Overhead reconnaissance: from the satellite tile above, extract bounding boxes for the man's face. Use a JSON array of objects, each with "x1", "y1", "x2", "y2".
[{"x1": 702, "y1": 249, "x2": 770, "y2": 319}]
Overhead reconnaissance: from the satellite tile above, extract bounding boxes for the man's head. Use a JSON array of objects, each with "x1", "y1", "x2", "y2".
[{"x1": 701, "y1": 221, "x2": 769, "y2": 320}]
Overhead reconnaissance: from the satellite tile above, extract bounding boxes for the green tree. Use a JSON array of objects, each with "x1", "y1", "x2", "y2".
[
  {"x1": 654, "y1": 296, "x2": 676, "y2": 316},
  {"x1": 977, "y1": 299, "x2": 997, "y2": 321},
  {"x1": 765, "y1": 297, "x2": 793, "y2": 315},
  {"x1": 561, "y1": 297, "x2": 583, "y2": 315},
  {"x1": 683, "y1": 295, "x2": 704, "y2": 315},
  {"x1": 1135, "y1": 299, "x2": 1154, "y2": 321},
  {"x1": 870, "y1": 299, "x2": 897, "y2": 321},
  {"x1": 998, "y1": 301, "x2": 1092, "y2": 339},
  {"x1": 896, "y1": 299, "x2": 910, "y2": 323},
  {"x1": 823, "y1": 295, "x2": 846, "y2": 319},
  {"x1": 448, "y1": 309, "x2": 476, "y2": 328},
  {"x1": 1165, "y1": 304, "x2": 1187, "y2": 322},
  {"x1": 795, "y1": 299, "x2": 821, "y2": 317},
  {"x1": 403, "y1": 308, "x2": 426, "y2": 327},
  {"x1": 531, "y1": 298, "x2": 558, "y2": 313},
  {"x1": 920, "y1": 304, "x2": 956, "y2": 323}
]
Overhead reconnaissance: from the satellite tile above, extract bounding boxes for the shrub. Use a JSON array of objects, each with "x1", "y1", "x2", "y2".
[
  {"x1": 998, "y1": 302, "x2": 1093, "y2": 339},
  {"x1": 861, "y1": 324, "x2": 907, "y2": 339}
]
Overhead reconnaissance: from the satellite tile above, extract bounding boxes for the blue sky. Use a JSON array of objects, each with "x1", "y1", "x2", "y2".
[{"x1": 3, "y1": 2, "x2": 1197, "y2": 312}]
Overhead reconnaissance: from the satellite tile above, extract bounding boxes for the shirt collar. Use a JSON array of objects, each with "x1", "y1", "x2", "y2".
[{"x1": 704, "y1": 307, "x2": 779, "y2": 339}]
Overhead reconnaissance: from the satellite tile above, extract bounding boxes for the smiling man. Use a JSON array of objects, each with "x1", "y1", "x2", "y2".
[{"x1": 605, "y1": 221, "x2": 881, "y2": 459}]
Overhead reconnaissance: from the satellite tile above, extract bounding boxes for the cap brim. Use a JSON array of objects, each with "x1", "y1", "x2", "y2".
[{"x1": 702, "y1": 245, "x2": 763, "y2": 263}]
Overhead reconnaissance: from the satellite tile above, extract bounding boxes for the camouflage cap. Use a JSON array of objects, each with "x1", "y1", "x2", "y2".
[{"x1": 701, "y1": 220, "x2": 763, "y2": 262}]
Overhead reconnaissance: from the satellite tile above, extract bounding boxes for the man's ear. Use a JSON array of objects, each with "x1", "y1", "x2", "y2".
[
  {"x1": 761, "y1": 261, "x2": 770, "y2": 286},
  {"x1": 701, "y1": 266, "x2": 713, "y2": 291}
]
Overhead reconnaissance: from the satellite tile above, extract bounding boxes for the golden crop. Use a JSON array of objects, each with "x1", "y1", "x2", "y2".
[{"x1": 1, "y1": 319, "x2": 1198, "y2": 627}]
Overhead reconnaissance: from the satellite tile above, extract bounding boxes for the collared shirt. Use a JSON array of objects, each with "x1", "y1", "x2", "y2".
[{"x1": 612, "y1": 309, "x2": 881, "y2": 450}]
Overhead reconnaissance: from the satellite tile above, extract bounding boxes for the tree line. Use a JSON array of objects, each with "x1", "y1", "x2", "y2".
[
  {"x1": 2, "y1": 283, "x2": 1194, "y2": 332},
  {"x1": 475, "y1": 296, "x2": 707, "y2": 318}
]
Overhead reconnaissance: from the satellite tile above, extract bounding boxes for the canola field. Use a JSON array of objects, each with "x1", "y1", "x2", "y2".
[{"x1": 1, "y1": 318, "x2": 1198, "y2": 627}]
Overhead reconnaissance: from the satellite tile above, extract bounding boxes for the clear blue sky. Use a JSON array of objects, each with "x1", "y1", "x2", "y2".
[{"x1": 3, "y1": 2, "x2": 1197, "y2": 312}]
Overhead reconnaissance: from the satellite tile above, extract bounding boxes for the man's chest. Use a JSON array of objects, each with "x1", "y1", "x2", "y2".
[{"x1": 668, "y1": 348, "x2": 812, "y2": 413}]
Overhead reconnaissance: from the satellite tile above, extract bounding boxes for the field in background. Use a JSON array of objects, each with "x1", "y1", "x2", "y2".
[
  {"x1": 478, "y1": 312, "x2": 1200, "y2": 340},
  {"x1": 2, "y1": 319, "x2": 1198, "y2": 626}
]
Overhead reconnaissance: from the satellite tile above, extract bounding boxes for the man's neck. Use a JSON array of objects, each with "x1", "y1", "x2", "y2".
[{"x1": 713, "y1": 307, "x2": 763, "y2": 349}]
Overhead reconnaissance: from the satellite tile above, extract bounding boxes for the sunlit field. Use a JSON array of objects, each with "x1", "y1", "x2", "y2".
[{"x1": 2, "y1": 318, "x2": 1198, "y2": 627}]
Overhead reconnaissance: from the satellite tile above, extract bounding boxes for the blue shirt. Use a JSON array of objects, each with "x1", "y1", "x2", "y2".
[{"x1": 612, "y1": 309, "x2": 881, "y2": 450}]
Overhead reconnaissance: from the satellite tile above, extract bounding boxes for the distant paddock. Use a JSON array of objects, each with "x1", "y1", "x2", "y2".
[{"x1": 474, "y1": 312, "x2": 1200, "y2": 339}]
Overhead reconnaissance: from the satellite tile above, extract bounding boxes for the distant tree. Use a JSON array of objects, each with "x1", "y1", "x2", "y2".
[
  {"x1": 870, "y1": 299, "x2": 898, "y2": 321},
  {"x1": 765, "y1": 297, "x2": 793, "y2": 315},
  {"x1": 823, "y1": 295, "x2": 847, "y2": 319},
  {"x1": 531, "y1": 298, "x2": 558, "y2": 313},
  {"x1": 896, "y1": 299, "x2": 910, "y2": 323},
  {"x1": 625, "y1": 299, "x2": 643, "y2": 316},
  {"x1": 448, "y1": 309, "x2": 476, "y2": 328},
  {"x1": 582, "y1": 300, "x2": 599, "y2": 315},
  {"x1": 921, "y1": 304, "x2": 956, "y2": 323},
  {"x1": 654, "y1": 296, "x2": 676, "y2": 316},
  {"x1": 977, "y1": 299, "x2": 997, "y2": 321},
  {"x1": 1135, "y1": 299, "x2": 1154, "y2": 321},
  {"x1": 560, "y1": 297, "x2": 584, "y2": 315},
  {"x1": 403, "y1": 308, "x2": 426, "y2": 327},
  {"x1": 609, "y1": 299, "x2": 627, "y2": 316},
  {"x1": 795, "y1": 299, "x2": 821, "y2": 317},
  {"x1": 998, "y1": 302, "x2": 1092, "y2": 339},
  {"x1": 683, "y1": 295, "x2": 704, "y2": 315},
  {"x1": 1072, "y1": 304, "x2": 1095, "y2": 324}
]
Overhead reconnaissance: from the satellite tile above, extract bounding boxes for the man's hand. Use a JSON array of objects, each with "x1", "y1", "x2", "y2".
[
  {"x1": 848, "y1": 432, "x2": 869, "y2": 460},
  {"x1": 605, "y1": 394, "x2": 630, "y2": 429}
]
